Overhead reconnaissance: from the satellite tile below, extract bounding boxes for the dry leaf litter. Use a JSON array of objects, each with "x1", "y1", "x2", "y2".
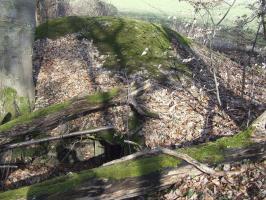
[{"x1": 2, "y1": 34, "x2": 265, "y2": 195}]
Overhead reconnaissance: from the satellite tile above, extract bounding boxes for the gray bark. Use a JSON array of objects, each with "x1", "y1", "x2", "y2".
[{"x1": 0, "y1": 0, "x2": 36, "y2": 122}]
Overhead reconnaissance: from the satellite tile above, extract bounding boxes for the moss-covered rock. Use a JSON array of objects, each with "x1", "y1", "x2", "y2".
[{"x1": 35, "y1": 16, "x2": 191, "y2": 78}]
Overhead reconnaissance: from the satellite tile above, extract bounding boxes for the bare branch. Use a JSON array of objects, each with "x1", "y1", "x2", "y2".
[
  {"x1": 0, "y1": 126, "x2": 114, "y2": 152},
  {"x1": 216, "y1": 0, "x2": 237, "y2": 26}
]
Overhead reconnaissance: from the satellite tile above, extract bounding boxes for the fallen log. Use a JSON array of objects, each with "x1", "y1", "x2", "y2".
[
  {"x1": 0, "y1": 128, "x2": 264, "y2": 200},
  {"x1": 103, "y1": 147, "x2": 222, "y2": 176},
  {"x1": 0, "y1": 81, "x2": 155, "y2": 144},
  {"x1": 0, "y1": 88, "x2": 119, "y2": 139}
]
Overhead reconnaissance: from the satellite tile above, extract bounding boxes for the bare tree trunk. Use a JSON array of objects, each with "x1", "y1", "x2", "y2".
[
  {"x1": 0, "y1": 0, "x2": 36, "y2": 123},
  {"x1": 242, "y1": 21, "x2": 262, "y2": 123},
  {"x1": 261, "y1": 0, "x2": 266, "y2": 39}
]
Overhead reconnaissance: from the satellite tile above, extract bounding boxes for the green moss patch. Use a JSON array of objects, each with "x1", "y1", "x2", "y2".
[
  {"x1": 0, "y1": 89, "x2": 120, "y2": 133},
  {"x1": 0, "y1": 128, "x2": 255, "y2": 199},
  {"x1": 0, "y1": 100, "x2": 71, "y2": 133},
  {"x1": 180, "y1": 128, "x2": 254, "y2": 163},
  {"x1": 35, "y1": 16, "x2": 191, "y2": 78},
  {"x1": 94, "y1": 154, "x2": 181, "y2": 179},
  {"x1": 0, "y1": 87, "x2": 31, "y2": 124},
  {"x1": 0, "y1": 155, "x2": 180, "y2": 200},
  {"x1": 86, "y1": 88, "x2": 120, "y2": 104}
]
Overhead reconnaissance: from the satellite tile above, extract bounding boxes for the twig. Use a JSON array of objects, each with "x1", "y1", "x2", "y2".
[
  {"x1": 159, "y1": 147, "x2": 224, "y2": 176},
  {"x1": 216, "y1": 0, "x2": 237, "y2": 26},
  {"x1": 124, "y1": 140, "x2": 143, "y2": 150},
  {"x1": 128, "y1": 80, "x2": 160, "y2": 119},
  {"x1": 128, "y1": 80, "x2": 152, "y2": 97},
  {"x1": 103, "y1": 147, "x2": 224, "y2": 176}
]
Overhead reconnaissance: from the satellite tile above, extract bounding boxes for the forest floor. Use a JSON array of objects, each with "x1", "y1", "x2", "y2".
[
  {"x1": 156, "y1": 160, "x2": 266, "y2": 200},
  {"x1": 0, "y1": 17, "x2": 265, "y2": 199}
]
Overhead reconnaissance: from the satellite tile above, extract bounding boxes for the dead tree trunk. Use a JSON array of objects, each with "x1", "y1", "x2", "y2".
[
  {"x1": 0, "y1": 83, "x2": 156, "y2": 145},
  {"x1": 261, "y1": 0, "x2": 266, "y2": 39},
  {"x1": 0, "y1": 126, "x2": 114, "y2": 152}
]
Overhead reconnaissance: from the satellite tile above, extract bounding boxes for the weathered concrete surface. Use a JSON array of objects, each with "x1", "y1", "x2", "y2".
[{"x1": 0, "y1": 0, "x2": 36, "y2": 122}]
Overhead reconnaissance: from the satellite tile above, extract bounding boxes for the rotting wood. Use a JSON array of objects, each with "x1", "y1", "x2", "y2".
[
  {"x1": 0, "y1": 140, "x2": 264, "y2": 200},
  {"x1": 103, "y1": 147, "x2": 223, "y2": 176},
  {"x1": 60, "y1": 165, "x2": 203, "y2": 200},
  {"x1": 0, "y1": 81, "x2": 154, "y2": 144}
]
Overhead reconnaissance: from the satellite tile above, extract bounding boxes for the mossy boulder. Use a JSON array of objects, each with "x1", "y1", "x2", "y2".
[
  {"x1": 35, "y1": 16, "x2": 191, "y2": 78},
  {"x1": 31, "y1": 16, "x2": 193, "y2": 163}
]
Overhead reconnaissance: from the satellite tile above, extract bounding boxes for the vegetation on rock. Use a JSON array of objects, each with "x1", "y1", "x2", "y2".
[{"x1": 36, "y1": 16, "x2": 191, "y2": 77}]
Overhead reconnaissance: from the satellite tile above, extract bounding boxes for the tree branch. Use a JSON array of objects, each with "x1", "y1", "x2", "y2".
[
  {"x1": 216, "y1": 0, "x2": 236, "y2": 26},
  {"x1": 0, "y1": 126, "x2": 114, "y2": 152}
]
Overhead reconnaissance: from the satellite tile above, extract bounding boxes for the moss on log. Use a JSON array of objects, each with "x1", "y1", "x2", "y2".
[
  {"x1": 0, "y1": 128, "x2": 264, "y2": 200},
  {"x1": 181, "y1": 128, "x2": 254, "y2": 163},
  {"x1": 0, "y1": 88, "x2": 120, "y2": 140}
]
